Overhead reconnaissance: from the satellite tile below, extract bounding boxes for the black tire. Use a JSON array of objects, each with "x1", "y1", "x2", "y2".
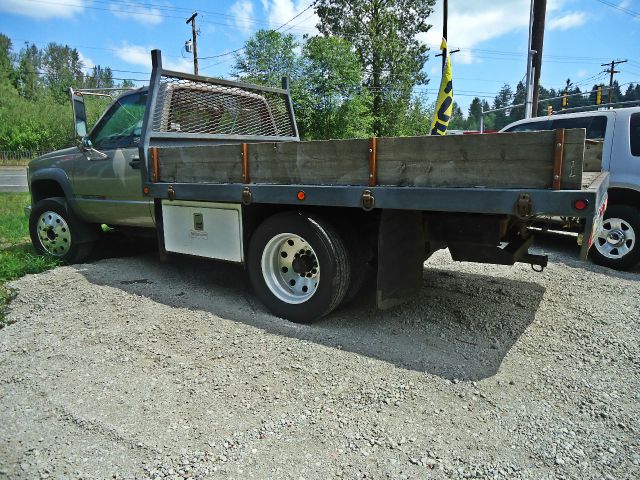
[
  {"x1": 590, "y1": 204, "x2": 640, "y2": 271},
  {"x1": 247, "y1": 211, "x2": 351, "y2": 323},
  {"x1": 29, "y1": 197, "x2": 93, "y2": 264}
]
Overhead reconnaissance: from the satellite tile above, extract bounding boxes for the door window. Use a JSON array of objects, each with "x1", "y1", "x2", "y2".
[
  {"x1": 631, "y1": 113, "x2": 640, "y2": 157},
  {"x1": 90, "y1": 92, "x2": 147, "y2": 150}
]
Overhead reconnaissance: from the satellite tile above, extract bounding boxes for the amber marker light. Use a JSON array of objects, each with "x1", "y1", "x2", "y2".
[
  {"x1": 143, "y1": 187, "x2": 150, "y2": 195},
  {"x1": 297, "y1": 191, "x2": 306, "y2": 201}
]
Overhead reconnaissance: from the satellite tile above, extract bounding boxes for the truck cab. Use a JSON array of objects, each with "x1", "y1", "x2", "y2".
[
  {"x1": 501, "y1": 107, "x2": 640, "y2": 270},
  {"x1": 27, "y1": 87, "x2": 154, "y2": 261}
]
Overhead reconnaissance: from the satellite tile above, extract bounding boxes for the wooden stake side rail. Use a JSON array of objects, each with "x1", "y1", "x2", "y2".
[{"x1": 153, "y1": 129, "x2": 586, "y2": 191}]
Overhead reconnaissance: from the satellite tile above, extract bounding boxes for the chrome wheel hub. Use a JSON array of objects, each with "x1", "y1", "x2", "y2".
[
  {"x1": 37, "y1": 211, "x2": 71, "y2": 256},
  {"x1": 595, "y1": 217, "x2": 635, "y2": 259},
  {"x1": 261, "y1": 233, "x2": 319, "y2": 304}
]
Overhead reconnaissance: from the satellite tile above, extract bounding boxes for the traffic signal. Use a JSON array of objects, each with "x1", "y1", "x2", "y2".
[
  {"x1": 562, "y1": 92, "x2": 568, "y2": 109},
  {"x1": 596, "y1": 85, "x2": 602, "y2": 105},
  {"x1": 547, "y1": 105, "x2": 553, "y2": 115}
]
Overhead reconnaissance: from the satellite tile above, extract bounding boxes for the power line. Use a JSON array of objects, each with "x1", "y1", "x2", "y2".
[{"x1": 594, "y1": 0, "x2": 640, "y2": 18}]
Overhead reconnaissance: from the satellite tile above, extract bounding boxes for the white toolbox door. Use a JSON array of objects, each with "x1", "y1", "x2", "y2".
[{"x1": 162, "y1": 201, "x2": 243, "y2": 262}]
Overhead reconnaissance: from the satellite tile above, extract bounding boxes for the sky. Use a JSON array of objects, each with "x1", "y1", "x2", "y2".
[{"x1": 1, "y1": 0, "x2": 639, "y2": 113}]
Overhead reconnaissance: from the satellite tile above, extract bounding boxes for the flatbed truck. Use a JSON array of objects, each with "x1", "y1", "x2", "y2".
[{"x1": 27, "y1": 50, "x2": 609, "y2": 322}]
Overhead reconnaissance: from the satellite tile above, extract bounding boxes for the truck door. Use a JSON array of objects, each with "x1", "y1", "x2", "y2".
[{"x1": 72, "y1": 91, "x2": 154, "y2": 227}]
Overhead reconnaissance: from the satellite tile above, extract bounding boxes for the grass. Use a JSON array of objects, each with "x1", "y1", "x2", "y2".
[
  {"x1": 0, "y1": 158, "x2": 31, "y2": 167},
  {"x1": 0, "y1": 192, "x2": 59, "y2": 327}
]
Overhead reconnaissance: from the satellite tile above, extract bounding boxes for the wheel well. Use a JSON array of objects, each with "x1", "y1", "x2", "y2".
[
  {"x1": 31, "y1": 179, "x2": 65, "y2": 203},
  {"x1": 608, "y1": 188, "x2": 640, "y2": 210}
]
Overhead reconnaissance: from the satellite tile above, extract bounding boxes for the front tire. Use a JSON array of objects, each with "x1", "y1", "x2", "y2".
[
  {"x1": 29, "y1": 197, "x2": 93, "y2": 264},
  {"x1": 248, "y1": 212, "x2": 351, "y2": 323},
  {"x1": 590, "y1": 204, "x2": 640, "y2": 270}
]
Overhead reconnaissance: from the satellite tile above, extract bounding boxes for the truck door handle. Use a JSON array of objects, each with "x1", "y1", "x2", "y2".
[{"x1": 129, "y1": 157, "x2": 141, "y2": 169}]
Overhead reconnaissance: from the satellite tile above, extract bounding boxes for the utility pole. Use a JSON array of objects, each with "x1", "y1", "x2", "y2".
[
  {"x1": 442, "y1": 0, "x2": 448, "y2": 72},
  {"x1": 601, "y1": 59, "x2": 627, "y2": 104},
  {"x1": 524, "y1": 0, "x2": 535, "y2": 118},
  {"x1": 531, "y1": 0, "x2": 547, "y2": 117},
  {"x1": 186, "y1": 12, "x2": 199, "y2": 75}
]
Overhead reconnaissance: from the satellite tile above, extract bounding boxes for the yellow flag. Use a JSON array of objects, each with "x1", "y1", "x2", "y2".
[{"x1": 430, "y1": 38, "x2": 453, "y2": 135}]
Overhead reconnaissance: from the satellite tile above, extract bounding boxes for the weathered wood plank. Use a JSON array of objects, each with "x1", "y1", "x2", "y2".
[
  {"x1": 249, "y1": 138, "x2": 370, "y2": 185},
  {"x1": 376, "y1": 130, "x2": 584, "y2": 190},
  {"x1": 583, "y1": 140, "x2": 603, "y2": 172},
  {"x1": 158, "y1": 144, "x2": 243, "y2": 183},
  {"x1": 155, "y1": 129, "x2": 586, "y2": 190}
]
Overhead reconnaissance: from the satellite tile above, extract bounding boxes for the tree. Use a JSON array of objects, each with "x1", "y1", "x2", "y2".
[
  {"x1": 40, "y1": 43, "x2": 85, "y2": 103},
  {"x1": 468, "y1": 97, "x2": 482, "y2": 127},
  {"x1": 119, "y1": 79, "x2": 136, "y2": 89},
  {"x1": 492, "y1": 84, "x2": 513, "y2": 130},
  {"x1": 84, "y1": 66, "x2": 114, "y2": 89},
  {"x1": 14, "y1": 43, "x2": 41, "y2": 100},
  {"x1": 508, "y1": 81, "x2": 525, "y2": 124},
  {"x1": 233, "y1": 30, "x2": 300, "y2": 87},
  {"x1": 299, "y1": 36, "x2": 372, "y2": 139},
  {"x1": 315, "y1": 0, "x2": 436, "y2": 136},
  {"x1": 0, "y1": 33, "x2": 12, "y2": 83}
]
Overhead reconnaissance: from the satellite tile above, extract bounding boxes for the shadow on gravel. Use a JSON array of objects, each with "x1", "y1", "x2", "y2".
[{"x1": 77, "y1": 252, "x2": 545, "y2": 381}]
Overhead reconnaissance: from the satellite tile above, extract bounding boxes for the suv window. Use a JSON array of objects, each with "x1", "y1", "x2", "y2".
[
  {"x1": 631, "y1": 113, "x2": 640, "y2": 157},
  {"x1": 504, "y1": 120, "x2": 550, "y2": 132},
  {"x1": 90, "y1": 92, "x2": 147, "y2": 150},
  {"x1": 550, "y1": 115, "x2": 607, "y2": 140}
]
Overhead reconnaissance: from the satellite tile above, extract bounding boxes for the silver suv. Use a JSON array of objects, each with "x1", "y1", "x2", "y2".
[{"x1": 502, "y1": 107, "x2": 640, "y2": 270}]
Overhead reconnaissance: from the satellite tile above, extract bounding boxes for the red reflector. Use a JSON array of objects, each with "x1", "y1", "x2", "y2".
[
  {"x1": 297, "y1": 191, "x2": 306, "y2": 201},
  {"x1": 573, "y1": 199, "x2": 588, "y2": 211}
]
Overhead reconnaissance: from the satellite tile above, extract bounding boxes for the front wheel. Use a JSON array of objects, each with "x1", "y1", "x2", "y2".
[
  {"x1": 248, "y1": 212, "x2": 351, "y2": 323},
  {"x1": 29, "y1": 197, "x2": 93, "y2": 264},
  {"x1": 590, "y1": 204, "x2": 640, "y2": 270}
]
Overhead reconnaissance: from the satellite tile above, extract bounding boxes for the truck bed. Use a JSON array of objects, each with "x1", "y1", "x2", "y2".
[{"x1": 155, "y1": 129, "x2": 586, "y2": 191}]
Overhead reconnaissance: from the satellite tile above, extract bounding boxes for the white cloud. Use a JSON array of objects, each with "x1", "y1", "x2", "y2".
[
  {"x1": 109, "y1": 2, "x2": 163, "y2": 26},
  {"x1": 79, "y1": 51, "x2": 94, "y2": 70},
  {"x1": 230, "y1": 0, "x2": 255, "y2": 34},
  {"x1": 420, "y1": 0, "x2": 532, "y2": 64},
  {"x1": 576, "y1": 69, "x2": 588, "y2": 78},
  {"x1": 115, "y1": 42, "x2": 192, "y2": 73},
  {"x1": 261, "y1": 0, "x2": 319, "y2": 34},
  {"x1": 0, "y1": 0, "x2": 86, "y2": 19},
  {"x1": 548, "y1": 12, "x2": 587, "y2": 31}
]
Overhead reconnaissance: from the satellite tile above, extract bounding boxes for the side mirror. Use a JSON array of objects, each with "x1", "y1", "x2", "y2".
[
  {"x1": 81, "y1": 136, "x2": 93, "y2": 149},
  {"x1": 70, "y1": 88, "x2": 88, "y2": 139}
]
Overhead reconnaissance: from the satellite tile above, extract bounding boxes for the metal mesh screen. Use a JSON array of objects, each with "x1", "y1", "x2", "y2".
[{"x1": 152, "y1": 75, "x2": 296, "y2": 138}]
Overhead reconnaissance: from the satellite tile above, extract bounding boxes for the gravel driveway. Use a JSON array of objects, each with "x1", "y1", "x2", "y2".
[{"x1": 1, "y1": 237, "x2": 638, "y2": 479}]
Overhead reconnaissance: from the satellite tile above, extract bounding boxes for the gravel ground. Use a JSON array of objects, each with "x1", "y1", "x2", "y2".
[{"x1": 0, "y1": 236, "x2": 639, "y2": 480}]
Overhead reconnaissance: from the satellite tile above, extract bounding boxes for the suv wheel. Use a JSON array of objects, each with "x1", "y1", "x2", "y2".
[
  {"x1": 29, "y1": 197, "x2": 93, "y2": 264},
  {"x1": 591, "y1": 204, "x2": 640, "y2": 270}
]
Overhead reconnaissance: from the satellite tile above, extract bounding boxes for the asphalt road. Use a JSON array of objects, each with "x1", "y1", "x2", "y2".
[{"x1": 0, "y1": 166, "x2": 27, "y2": 193}]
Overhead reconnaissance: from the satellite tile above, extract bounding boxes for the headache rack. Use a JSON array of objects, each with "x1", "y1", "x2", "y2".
[{"x1": 140, "y1": 49, "x2": 298, "y2": 150}]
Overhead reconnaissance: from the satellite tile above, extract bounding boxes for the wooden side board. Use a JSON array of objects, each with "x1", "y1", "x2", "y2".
[{"x1": 156, "y1": 129, "x2": 586, "y2": 190}]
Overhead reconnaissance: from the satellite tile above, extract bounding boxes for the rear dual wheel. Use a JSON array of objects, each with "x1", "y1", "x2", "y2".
[{"x1": 248, "y1": 212, "x2": 351, "y2": 323}]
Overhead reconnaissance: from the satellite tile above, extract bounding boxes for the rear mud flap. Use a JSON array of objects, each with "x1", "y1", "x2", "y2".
[{"x1": 376, "y1": 210, "x2": 425, "y2": 310}]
